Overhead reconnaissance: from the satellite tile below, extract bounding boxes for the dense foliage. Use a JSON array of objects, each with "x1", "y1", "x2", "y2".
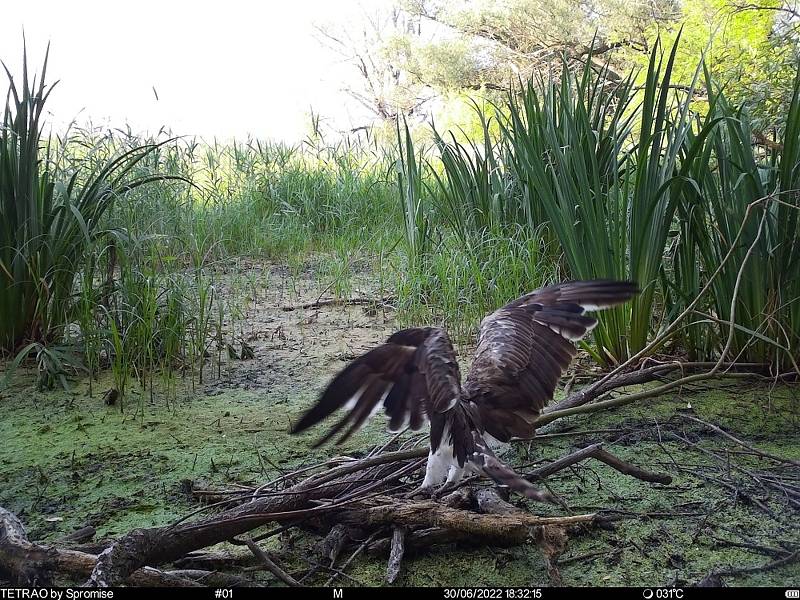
[
  {"x1": 0, "y1": 48, "x2": 180, "y2": 388},
  {"x1": 1, "y1": 21, "x2": 798, "y2": 397},
  {"x1": 327, "y1": 1, "x2": 799, "y2": 134}
]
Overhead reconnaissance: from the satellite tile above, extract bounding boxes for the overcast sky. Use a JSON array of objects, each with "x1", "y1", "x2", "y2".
[{"x1": 1, "y1": 0, "x2": 389, "y2": 142}]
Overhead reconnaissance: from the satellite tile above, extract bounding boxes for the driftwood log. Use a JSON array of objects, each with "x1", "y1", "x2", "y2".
[
  {"x1": 0, "y1": 506, "x2": 249, "y2": 586},
  {"x1": 339, "y1": 494, "x2": 597, "y2": 538},
  {"x1": 0, "y1": 506, "x2": 56, "y2": 586}
]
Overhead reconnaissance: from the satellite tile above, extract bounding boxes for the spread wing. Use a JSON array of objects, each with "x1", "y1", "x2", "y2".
[
  {"x1": 290, "y1": 327, "x2": 462, "y2": 448},
  {"x1": 463, "y1": 280, "x2": 638, "y2": 442}
]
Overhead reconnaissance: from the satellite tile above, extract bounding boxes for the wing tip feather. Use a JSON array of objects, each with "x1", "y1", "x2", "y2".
[{"x1": 290, "y1": 327, "x2": 460, "y2": 448}]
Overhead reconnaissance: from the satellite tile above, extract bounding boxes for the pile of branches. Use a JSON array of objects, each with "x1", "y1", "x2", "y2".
[{"x1": 0, "y1": 427, "x2": 673, "y2": 587}]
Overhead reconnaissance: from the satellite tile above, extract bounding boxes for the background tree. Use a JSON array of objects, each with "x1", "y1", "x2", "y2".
[
  {"x1": 317, "y1": 0, "x2": 799, "y2": 132},
  {"x1": 314, "y1": 6, "x2": 434, "y2": 127},
  {"x1": 628, "y1": 0, "x2": 800, "y2": 132},
  {"x1": 399, "y1": 0, "x2": 680, "y2": 86}
]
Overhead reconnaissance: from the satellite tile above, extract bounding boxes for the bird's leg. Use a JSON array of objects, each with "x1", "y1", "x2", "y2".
[
  {"x1": 405, "y1": 450, "x2": 449, "y2": 498},
  {"x1": 431, "y1": 463, "x2": 467, "y2": 498},
  {"x1": 410, "y1": 446, "x2": 452, "y2": 498}
]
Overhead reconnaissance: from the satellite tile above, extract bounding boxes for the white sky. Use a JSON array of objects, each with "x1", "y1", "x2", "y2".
[{"x1": 1, "y1": 0, "x2": 390, "y2": 142}]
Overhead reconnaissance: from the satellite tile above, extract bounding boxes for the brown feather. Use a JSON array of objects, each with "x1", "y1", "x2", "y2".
[
  {"x1": 291, "y1": 327, "x2": 462, "y2": 451},
  {"x1": 334, "y1": 378, "x2": 393, "y2": 445},
  {"x1": 465, "y1": 280, "x2": 638, "y2": 441}
]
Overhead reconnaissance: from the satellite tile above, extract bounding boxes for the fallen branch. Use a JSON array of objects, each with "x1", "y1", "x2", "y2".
[
  {"x1": 86, "y1": 448, "x2": 425, "y2": 586},
  {"x1": 591, "y1": 448, "x2": 672, "y2": 484},
  {"x1": 536, "y1": 370, "x2": 758, "y2": 427},
  {"x1": 527, "y1": 443, "x2": 672, "y2": 485},
  {"x1": 547, "y1": 363, "x2": 684, "y2": 413},
  {"x1": 0, "y1": 506, "x2": 55, "y2": 586},
  {"x1": 244, "y1": 538, "x2": 300, "y2": 587},
  {"x1": 547, "y1": 362, "x2": 768, "y2": 414},
  {"x1": 385, "y1": 526, "x2": 406, "y2": 584},
  {"x1": 339, "y1": 494, "x2": 598, "y2": 542},
  {"x1": 281, "y1": 296, "x2": 395, "y2": 312},
  {"x1": 702, "y1": 550, "x2": 799, "y2": 583},
  {"x1": 0, "y1": 506, "x2": 206, "y2": 587},
  {"x1": 365, "y1": 488, "x2": 579, "y2": 559},
  {"x1": 679, "y1": 414, "x2": 800, "y2": 467},
  {"x1": 709, "y1": 536, "x2": 794, "y2": 559}
]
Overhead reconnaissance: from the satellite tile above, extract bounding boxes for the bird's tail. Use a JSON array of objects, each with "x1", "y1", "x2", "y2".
[{"x1": 469, "y1": 432, "x2": 555, "y2": 503}]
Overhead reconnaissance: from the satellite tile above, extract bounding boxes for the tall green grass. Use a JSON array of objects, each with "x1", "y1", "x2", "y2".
[
  {"x1": 65, "y1": 127, "x2": 400, "y2": 262},
  {"x1": 0, "y1": 48, "x2": 180, "y2": 354},
  {"x1": 396, "y1": 36, "x2": 800, "y2": 370},
  {"x1": 394, "y1": 119, "x2": 431, "y2": 268},
  {"x1": 501, "y1": 37, "x2": 729, "y2": 364},
  {"x1": 393, "y1": 117, "x2": 555, "y2": 345},
  {"x1": 395, "y1": 228, "x2": 556, "y2": 344},
  {"x1": 429, "y1": 106, "x2": 519, "y2": 242},
  {"x1": 672, "y1": 66, "x2": 800, "y2": 370},
  {"x1": 500, "y1": 60, "x2": 637, "y2": 363}
]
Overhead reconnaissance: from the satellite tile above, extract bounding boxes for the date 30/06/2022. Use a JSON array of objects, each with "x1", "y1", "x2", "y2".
[{"x1": 444, "y1": 590, "x2": 543, "y2": 599}]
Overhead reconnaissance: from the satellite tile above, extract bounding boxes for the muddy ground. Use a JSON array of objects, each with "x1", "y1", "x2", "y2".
[{"x1": 1, "y1": 260, "x2": 798, "y2": 586}]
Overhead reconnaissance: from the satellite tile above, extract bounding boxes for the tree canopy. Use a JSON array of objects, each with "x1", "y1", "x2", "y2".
[{"x1": 317, "y1": 0, "x2": 799, "y2": 132}]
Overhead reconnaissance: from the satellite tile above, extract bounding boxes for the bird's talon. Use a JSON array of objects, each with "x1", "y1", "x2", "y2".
[
  {"x1": 432, "y1": 483, "x2": 457, "y2": 499},
  {"x1": 404, "y1": 485, "x2": 434, "y2": 499}
]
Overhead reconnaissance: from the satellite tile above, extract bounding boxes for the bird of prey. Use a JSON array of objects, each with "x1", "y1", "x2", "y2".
[{"x1": 291, "y1": 280, "x2": 638, "y2": 501}]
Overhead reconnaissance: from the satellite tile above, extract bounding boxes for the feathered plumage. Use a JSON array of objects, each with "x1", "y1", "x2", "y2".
[{"x1": 291, "y1": 280, "x2": 638, "y2": 500}]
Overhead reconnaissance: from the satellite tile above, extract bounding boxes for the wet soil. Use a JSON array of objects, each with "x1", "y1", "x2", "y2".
[{"x1": 1, "y1": 260, "x2": 798, "y2": 586}]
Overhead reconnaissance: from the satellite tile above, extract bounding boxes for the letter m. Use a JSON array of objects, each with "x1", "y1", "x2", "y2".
[{"x1": 333, "y1": 589, "x2": 343, "y2": 599}]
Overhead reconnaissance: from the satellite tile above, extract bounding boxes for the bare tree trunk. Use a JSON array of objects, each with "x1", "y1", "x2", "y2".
[
  {"x1": 0, "y1": 506, "x2": 203, "y2": 586},
  {"x1": 0, "y1": 506, "x2": 56, "y2": 586}
]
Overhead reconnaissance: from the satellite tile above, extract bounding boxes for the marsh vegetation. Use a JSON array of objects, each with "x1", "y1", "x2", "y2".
[{"x1": 1, "y1": 1, "x2": 799, "y2": 588}]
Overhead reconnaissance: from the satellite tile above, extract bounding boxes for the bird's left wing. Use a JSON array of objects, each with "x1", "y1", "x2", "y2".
[
  {"x1": 463, "y1": 280, "x2": 638, "y2": 442},
  {"x1": 290, "y1": 327, "x2": 461, "y2": 447}
]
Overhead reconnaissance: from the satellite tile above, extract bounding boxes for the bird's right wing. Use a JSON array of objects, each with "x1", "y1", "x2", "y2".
[
  {"x1": 290, "y1": 327, "x2": 462, "y2": 449},
  {"x1": 464, "y1": 280, "x2": 638, "y2": 442}
]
